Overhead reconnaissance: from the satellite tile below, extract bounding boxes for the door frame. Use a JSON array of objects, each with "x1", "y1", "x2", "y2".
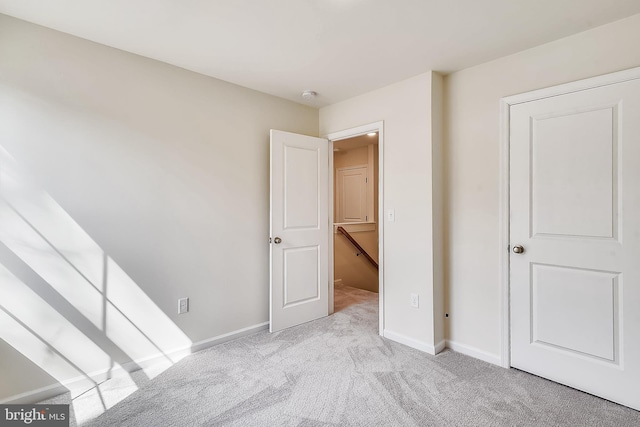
[
  {"x1": 498, "y1": 66, "x2": 640, "y2": 369},
  {"x1": 324, "y1": 121, "x2": 384, "y2": 334}
]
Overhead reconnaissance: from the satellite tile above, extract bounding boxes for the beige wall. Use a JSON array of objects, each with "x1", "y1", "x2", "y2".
[
  {"x1": 321, "y1": 71, "x2": 444, "y2": 353},
  {"x1": 444, "y1": 13, "x2": 640, "y2": 359},
  {"x1": 0, "y1": 15, "x2": 318, "y2": 402},
  {"x1": 334, "y1": 231, "x2": 379, "y2": 293},
  {"x1": 333, "y1": 146, "x2": 369, "y2": 168},
  {"x1": 0, "y1": 342, "x2": 58, "y2": 401}
]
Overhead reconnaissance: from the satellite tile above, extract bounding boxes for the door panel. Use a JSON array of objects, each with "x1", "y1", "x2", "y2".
[
  {"x1": 510, "y1": 78, "x2": 640, "y2": 410},
  {"x1": 531, "y1": 264, "x2": 618, "y2": 362},
  {"x1": 284, "y1": 145, "x2": 320, "y2": 229},
  {"x1": 531, "y1": 107, "x2": 616, "y2": 239},
  {"x1": 270, "y1": 130, "x2": 328, "y2": 332},
  {"x1": 283, "y1": 246, "x2": 320, "y2": 307}
]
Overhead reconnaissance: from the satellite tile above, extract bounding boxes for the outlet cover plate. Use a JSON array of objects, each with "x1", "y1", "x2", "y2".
[{"x1": 410, "y1": 293, "x2": 419, "y2": 308}]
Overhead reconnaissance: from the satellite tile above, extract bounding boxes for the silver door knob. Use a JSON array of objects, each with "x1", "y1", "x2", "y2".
[
  {"x1": 274, "y1": 237, "x2": 282, "y2": 244},
  {"x1": 512, "y1": 245, "x2": 524, "y2": 254}
]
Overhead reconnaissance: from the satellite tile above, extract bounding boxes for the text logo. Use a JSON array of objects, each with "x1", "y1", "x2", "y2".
[{"x1": 1, "y1": 405, "x2": 69, "y2": 426}]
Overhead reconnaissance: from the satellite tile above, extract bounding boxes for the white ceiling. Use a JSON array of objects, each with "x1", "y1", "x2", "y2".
[{"x1": 1, "y1": 1, "x2": 639, "y2": 107}]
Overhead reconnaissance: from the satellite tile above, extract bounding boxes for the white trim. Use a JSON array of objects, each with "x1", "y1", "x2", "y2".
[
  {"x1": 269, "y1": 131, "x2": 275, "y2": 327},
  {"x1": 326, "y1": 122, "x2": 382, "y2": 142},
  {"x1": 334, "y1": 279, "x2": 343, "y2": 285},
  {"x1": 377, "y1": 122, "x2": 384, "y2": 335},
  {"x1": 499, "y1": 98, "x2": 511, "y2": 369},
  {"x1": 499, "y1": 66, "x2": 640, "y2": 370},
  {"x1": 384, "y1": 329, "x2": 439, "y2": 355},
  {"x1": 0, "y1": 321, "x2": 269, "y2": 404},
  {"x1": 434, "y1": 339, "x2": 446, "y2": 354},
  {"x1": 326, "y1": 121, "x2": 385, "y2": 335},
  {"x1": 189, "y1": 321, "x2": 269, "y2": 353},
  {"x1": 0, "y1": 383, "x2": 68, "y2": 405},
  {"x1": 328, "y1": 138, "x2": 335, "y2": 315},
  {"x1": 504, "y1": 67, "x2": 640, "y2": 106},
  {"x1": 446, "y1": 340, "x2": 502, "y2": 366}
]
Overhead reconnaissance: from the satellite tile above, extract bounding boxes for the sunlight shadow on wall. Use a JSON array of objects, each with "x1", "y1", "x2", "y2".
[
  {"x1": 0, "y1": 146, "x2": 192, "y2": 422},
  {"x1": 0, "y1": 265, "x2": 113, "y2": 397},
  {"x1": 0, "y1": 263, "x2": 138, "y2": 424}
]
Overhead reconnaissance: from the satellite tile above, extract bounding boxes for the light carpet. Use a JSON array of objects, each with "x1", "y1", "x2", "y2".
[{"x1": 43, "y1": 284, "x2": 640, "y2": 426}]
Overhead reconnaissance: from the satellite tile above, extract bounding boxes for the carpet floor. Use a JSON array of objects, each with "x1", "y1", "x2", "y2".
[{"x1": 43, "y1": 284, "x2": 640, "y2": 426}]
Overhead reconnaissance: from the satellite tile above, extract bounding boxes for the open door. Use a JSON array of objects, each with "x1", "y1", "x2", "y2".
[{"x1": 270, "y1": 130, "x2": 329, "y2": 332}]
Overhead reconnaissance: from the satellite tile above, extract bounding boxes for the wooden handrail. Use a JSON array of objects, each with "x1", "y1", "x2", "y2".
[{"x1": 336, "y1": 226, "x2": 378, "y2": 270}]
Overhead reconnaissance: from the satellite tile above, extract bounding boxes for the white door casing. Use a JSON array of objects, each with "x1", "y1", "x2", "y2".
[
  {"x1": 270, "y1": 130, "x2": 329, "y2": 332},
  {"x1": 325, "y1": 121, "x2": 384, "y2": 331},
  {"x1": 508, "y1": 76, "x2": 640, "y2": 410}
]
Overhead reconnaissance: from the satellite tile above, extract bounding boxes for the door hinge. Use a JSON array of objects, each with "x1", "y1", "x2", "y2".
[
  {"x1": 366, "y1": 215, "x2": 368, "y2": 221},
  {"x1": 365, "y1": 177, "x2": 368, "y2": 183}
]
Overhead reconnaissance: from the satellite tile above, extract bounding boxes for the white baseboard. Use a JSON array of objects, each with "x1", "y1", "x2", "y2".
[
  {"x1": 190, "y1": 321, "x2": 269, "y2": 353},
  {"x1": 0, "y1": 321, "x2": 270, "y2": 405},
  {"x1": 0, "y1": 383, "x2": 69, "y2": 405},
  {"x1": 445, "y1": 340, "x2": 502, "y2": 366},
  {"x1": 383, "y1": 329, "x2": 444, "y2": 355},
  {"x1": 334, "y1": 279, "x2": 343, "y2": 285},
  {"x1": 114, "y1": 321, "x2": 270, "y2": 375}
]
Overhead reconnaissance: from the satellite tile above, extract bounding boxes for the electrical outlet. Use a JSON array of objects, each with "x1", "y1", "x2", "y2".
[
  {"x1": 178, "y1": 297, "x2": 189, "y2": 314},
  {"x1": 410, "y1": 293, "x2": 419, "y2": 308}
]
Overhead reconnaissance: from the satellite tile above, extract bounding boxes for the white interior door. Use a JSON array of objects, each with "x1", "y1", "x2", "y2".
[
  {"x1": 336, "y1": 165, "x2": 368, "y2": 223},
  {"x1": 270, "y1": 130, "x2": 329, "y2": 332},
  {"x1": 510, "y1": 78, "x2": 640, "y2": 410}
]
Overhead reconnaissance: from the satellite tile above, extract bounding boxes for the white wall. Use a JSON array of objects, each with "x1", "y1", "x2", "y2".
[
  {"x1": 444, "y1": 13, "x2": 640, "y2": 360},
  {"x1": 320, "y1": 72, "x2": 444, "y2": 353},
  {"x1": 0, "y1": 15, "x2": 318, "y2": 402}
]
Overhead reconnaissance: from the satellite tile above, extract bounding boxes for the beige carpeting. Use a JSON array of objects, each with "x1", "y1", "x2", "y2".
[{"x1": 43, "y1": 284, "x2": 640, "y2": 426}]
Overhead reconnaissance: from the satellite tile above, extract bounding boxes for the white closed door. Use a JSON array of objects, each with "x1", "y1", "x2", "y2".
[
  {"x1": 336, "y1": 165, "x2": 368, "y2": 223},
  {"x1": 510, "y1": 77, "x2": 640, "y2": 410},
  {"x1": 270, "y1": 130, "x2": 329, "y2": 332}
]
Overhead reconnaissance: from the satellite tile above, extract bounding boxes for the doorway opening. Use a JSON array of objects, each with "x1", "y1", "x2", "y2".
[{"x1": 327, "y1": 122, "x2": 384, "y2": 334}]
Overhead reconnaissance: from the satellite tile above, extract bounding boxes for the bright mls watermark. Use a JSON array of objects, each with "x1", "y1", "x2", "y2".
[{"x1": 1, "y1": 405, "x2": 69, "y2": 426}]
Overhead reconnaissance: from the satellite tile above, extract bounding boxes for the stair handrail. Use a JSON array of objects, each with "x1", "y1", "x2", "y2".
[{"x1": 336, "y1": 226, "x2": 379, "y2": 270}]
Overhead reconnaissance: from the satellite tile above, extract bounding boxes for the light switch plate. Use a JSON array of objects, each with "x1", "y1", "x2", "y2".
[
  {"x1": 178, "y1": 297, "x2": 189, "y2": 314},
  {"x1": 387, "y1": 209, "x2": 395, "y2": 222}
]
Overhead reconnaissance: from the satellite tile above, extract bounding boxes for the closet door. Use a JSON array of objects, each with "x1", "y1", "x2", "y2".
[{"x1": 509, "y1": 77, "x2": 640, "y2": 410}]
